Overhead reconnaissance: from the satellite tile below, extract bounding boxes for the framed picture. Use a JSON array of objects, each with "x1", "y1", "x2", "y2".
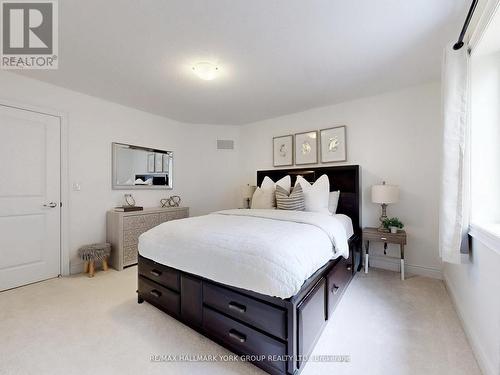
[
  {"x1": 147, "y1": 154, "x2": 155, "y2": 172},
  {"x1": 320, "y1": 126, "x2": 346, "y2": 163},
  {"x1": 154, "y1": 153, "x2": 163, "y2": 172},
  {"x1": 273, "y1": 135, "x2": 294, "y2": 167},
  {"x1": 294, "y1": 131, "x2": 318, "y2": 165}
]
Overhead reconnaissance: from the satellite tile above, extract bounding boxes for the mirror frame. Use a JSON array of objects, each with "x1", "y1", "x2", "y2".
[{"x1": 112, "y1": 142, "x2": 173, "y2": 190}]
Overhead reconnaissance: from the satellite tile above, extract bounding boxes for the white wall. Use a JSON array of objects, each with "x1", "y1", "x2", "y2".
[
  {"x1": 240, "y1": 82, "x2": 443, "y2": 278},
  {"x1": 0, "y1": 71, "x2": 241, "y2": 273},
  {"x1": 444, "y1": 240, "x2": 500, "y2": 375}
]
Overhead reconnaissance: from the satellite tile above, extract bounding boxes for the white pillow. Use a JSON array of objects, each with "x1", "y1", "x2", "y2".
[
  {"x1": 329, "y1": 190, "x2": 340, "y2": 214},
  {"x1": 250, "y1": 187, "x2": 274, "y2": 209},
  {"x1": 261, "y1": 175, "x2": 291, "y2": 206},
  {"x1": 261, "y1": 175, "x2": 291, "y2": 193},
  {"x1": 295, "y1": 174, "x2": 330, "y2": 213}
]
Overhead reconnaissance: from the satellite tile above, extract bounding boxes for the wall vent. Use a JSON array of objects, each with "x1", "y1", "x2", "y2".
[{"x1": 217, "y1": 139, "x2": 234, "y2": 150}]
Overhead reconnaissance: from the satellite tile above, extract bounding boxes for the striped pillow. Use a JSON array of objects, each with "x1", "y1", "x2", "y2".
[{"x1": 275, "y1": 184, "x2": 305, "y2": 211}]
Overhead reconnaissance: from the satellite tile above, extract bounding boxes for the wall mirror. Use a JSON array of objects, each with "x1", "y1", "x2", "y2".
[{"x1": 112, "y1": 142, "x2": 173, "y2": 190}]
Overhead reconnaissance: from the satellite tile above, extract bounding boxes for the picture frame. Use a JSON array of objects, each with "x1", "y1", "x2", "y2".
[
  {"x1": 320, "y1": 126, "x2": 347, "y2": 163},
  {"x1": 147, "y1": 154, "x2": 155, "y2": 173},
  {"x1": 273, "y1": 135, "x2": 294, "y2": 167},
  {"x1": 294, "y1": 131, "x2": 318, "y2": 165},
  {"x1": 154, "y1": 153, "x2": 163, "y2": 172}
]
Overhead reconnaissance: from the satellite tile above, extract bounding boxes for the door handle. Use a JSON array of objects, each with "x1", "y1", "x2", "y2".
[{"x1": 43, "y1": 202, "x2": 58, "y2": 208}]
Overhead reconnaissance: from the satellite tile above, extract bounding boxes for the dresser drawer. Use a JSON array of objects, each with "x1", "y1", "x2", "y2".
[
  {"x1": 203, "y1": 283, "x2": 287, "y2": 340},
  {"x1": 203, "y1": 307, "x2": 287, "y2": 373},
  {"x1": 138, "y1": 276, "x2": 180, "y2": 317},
  {"x1": 159, "y1": 210, "x2": 188, "y2": 223},
  {"x1": 138, "y1": 257, "x2": 180, "y2": 291},
  {"x1": 123, "y1": 243, "x2": 138, "y2": 266},
  {"x1": 123, "y1": 213, "x2": 160, "y2": 231},
  {"x1": 327, "y1": 258, "x2": 352, "y2": 317}
]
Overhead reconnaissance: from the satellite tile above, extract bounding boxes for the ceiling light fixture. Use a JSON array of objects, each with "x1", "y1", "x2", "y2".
[{"x1": 192, "y1": 62, "x2": 219, "y2": 81}]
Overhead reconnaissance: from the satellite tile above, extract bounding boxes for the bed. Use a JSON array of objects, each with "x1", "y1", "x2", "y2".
[{"x1": 137, "y1": 165, "x2": 361, "y2": 375}]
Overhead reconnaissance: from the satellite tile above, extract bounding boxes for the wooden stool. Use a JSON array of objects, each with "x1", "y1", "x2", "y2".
[{"x1": 78, "y1": 243, "x2": 111, "y2": 278}]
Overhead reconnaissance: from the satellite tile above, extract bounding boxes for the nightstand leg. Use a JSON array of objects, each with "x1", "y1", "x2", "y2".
[
  {"x1": 400, "y1": 244, "x2": 405, "y2": 280},
  {"x1": 364, "y1": 240, "x2": 369, "y2": 274}
]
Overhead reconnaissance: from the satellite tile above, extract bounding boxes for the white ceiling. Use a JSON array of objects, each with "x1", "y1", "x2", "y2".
[{"x1": 19, "y1": 0, "x2": 468, "y2": 125}]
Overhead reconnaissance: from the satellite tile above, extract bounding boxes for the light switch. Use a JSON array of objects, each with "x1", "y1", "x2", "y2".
[{"x1": 73, "y1": 182, "x2": 81, "y2": 191}]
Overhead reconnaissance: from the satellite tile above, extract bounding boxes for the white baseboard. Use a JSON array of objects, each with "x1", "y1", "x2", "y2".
[
  {"x1": 444, "y1": 273, "x2": 496, "y2": 375},
  {"x1": 368, "y1": 255, "x2": 443, "y2": 279},
  {"x1": 70, "y1": 261, "x2": 84, "y2": 275}
]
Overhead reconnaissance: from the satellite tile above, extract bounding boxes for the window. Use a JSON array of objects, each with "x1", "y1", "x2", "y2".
[{"x1": 470, "y1": 4, "x2": 500, "y2": 244}]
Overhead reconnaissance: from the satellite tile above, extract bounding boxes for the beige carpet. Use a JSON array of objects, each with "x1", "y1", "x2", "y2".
[{"x1": 0, "y1": 267, "x2": 480, "y2": 375}]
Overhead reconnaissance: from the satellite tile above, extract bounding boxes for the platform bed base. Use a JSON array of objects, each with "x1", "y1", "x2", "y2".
[{"x1": 137, "y1": 236, "x2": 359, "y2": 375}]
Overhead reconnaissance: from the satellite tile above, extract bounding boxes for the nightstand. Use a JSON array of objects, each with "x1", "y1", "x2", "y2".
[{"x1": 362, "y1": 227, "x2": 407, "y2": 280}]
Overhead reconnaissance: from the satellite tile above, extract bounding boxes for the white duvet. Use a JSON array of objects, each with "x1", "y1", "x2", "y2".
[{"x1": 138, "y1": 209, "x2": 350, "y2": 298}]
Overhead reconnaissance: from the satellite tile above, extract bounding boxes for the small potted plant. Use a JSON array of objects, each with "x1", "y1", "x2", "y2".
[{"x1": 383, "y1": 217, "x2": 404, "y2": 233}]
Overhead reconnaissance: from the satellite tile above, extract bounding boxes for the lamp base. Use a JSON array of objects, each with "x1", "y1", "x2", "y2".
[{"x1": 378, "y1": 203, "x2": 388, "y2": 231}]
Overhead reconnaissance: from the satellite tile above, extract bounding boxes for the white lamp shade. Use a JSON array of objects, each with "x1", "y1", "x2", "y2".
[
  {"x1": 372, "y1": 184, "x2": 399, "y2": 204},
  {"x1": 241, "y1": 185, "x2": 257, "y2": 199}
]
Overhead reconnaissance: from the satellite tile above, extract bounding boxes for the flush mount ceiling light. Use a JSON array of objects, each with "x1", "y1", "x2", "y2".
[{"x1": 192, "y1": 62, "x2": 219, "y2": 80}]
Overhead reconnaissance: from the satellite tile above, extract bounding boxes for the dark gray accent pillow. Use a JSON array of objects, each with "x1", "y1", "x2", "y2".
[{"x1": 275, "y1": 184, "x2": 305, "y2": 211}]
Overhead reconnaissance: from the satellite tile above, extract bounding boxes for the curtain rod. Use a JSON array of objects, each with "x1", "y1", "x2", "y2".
[{"x1": 453, "y1": 0, "x2": 479, "y2": 50}]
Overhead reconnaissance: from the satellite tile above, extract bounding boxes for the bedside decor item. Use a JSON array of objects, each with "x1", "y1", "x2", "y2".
[
  {"x1": 273, "y1": 135, "x2": 293, "y2": 166},
  {"x1": 383, "y1": 217, "x2": 404, "y2": 233},
  {"x1": 160, "y1": 195, "x2": 182, "y2": 208},
  {"x1": 78, "y1": 243, "x2": 111, "y2": 278},
  {"x1": 241, "y1": 184, "x2": 257, "y2": 208},
  {"x1": 363, "y1": 227, "x2": 407, "y2": 280},
  {"x1": 107, "y1": 207, "x2": 189, "y2": 270},
  {"x1": 124, "y1": 193, "x2": 136, "y2": 207},
  {"x1": 294, "y1": 131, "x2": 318, "y2": 165},
  {"x1": 320, "y1": 126, "x2": 346, "y2": 163},
  {"x1": 371, "y1": 181, "x2": 399, "y2": 231}
]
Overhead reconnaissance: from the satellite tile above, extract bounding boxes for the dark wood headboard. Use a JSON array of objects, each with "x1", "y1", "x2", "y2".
[{"x1": 256, "y1": 165, "x2": 361, "y2": 232}]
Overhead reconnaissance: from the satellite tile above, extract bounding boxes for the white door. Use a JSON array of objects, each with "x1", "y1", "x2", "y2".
[{"x1": 0, "y1": 104, "x2": 61, "y2": 291}]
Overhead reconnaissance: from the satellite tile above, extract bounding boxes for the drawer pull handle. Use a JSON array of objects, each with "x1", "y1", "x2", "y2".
[
  {"x1": 150, "y1": 289, "x2": 162, "y2": 298},
  {"x1": 228, "y1": 329, "x2": 246, "y2": 343},
  {"x1": 331, "y1": 284, "x2": 340, "y2": 295},
  {"x1": 150, "y1": 269, "x2": 162, "y2": 277},
  {"x1": 228, "y1": 301, "x2": 246, "y2": 313},
  {"x1": 380, "y1": 237, "x2": 387, "y2": 240}
]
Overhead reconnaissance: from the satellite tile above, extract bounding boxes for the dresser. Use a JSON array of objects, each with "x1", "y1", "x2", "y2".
[{"x1": 106, "y1": 207, "x2": 189, "y2": 271}]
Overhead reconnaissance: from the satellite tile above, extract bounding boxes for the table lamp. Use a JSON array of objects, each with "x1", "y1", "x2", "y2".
[
  {"x1": 241, "y1": 184, "x2": 256, "y2": 209},
  {"x1": 371, "y1": 181, "x2": 399, "y2": 231}
]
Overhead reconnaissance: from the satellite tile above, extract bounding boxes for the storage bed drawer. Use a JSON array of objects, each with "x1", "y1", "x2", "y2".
[
  {"x1": 138, "y1": 276, "x2": 180, "y2": 317},
  {"x1": 327, "y1": 258, "x2": 352, "y2": 317},
  {"x1": 203, "y1": 306, "x2": 287, "y2": 373},
  {"x1": 138, "y1": 257, "x2": 180, "y2": 291},
  {"x1": 203, "y1": 283, "x2": 287, "y2": 340}
]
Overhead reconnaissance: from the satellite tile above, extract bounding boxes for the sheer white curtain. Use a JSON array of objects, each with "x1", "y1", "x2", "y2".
[{"x1": 439, "y1": 43, "x2": 471, "y2": 264}]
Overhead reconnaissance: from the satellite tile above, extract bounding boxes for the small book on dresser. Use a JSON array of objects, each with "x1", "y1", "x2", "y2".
[{"x1": 114, "y1": 206, "x2": 144, "y2": 212}]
